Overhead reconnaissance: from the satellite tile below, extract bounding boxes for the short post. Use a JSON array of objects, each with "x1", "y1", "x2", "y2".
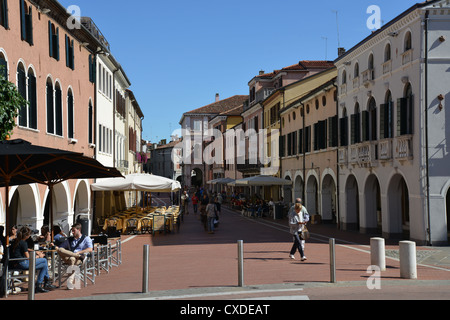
[
  {"x1": 329, "y1": 238, "x2": 336, "y2": 283},
  {"x1": 370, "y1": 238, "x2": 386, "y2": 271},
  {"x1": 28, "y1": 252, "x2": 36, "y2": 301},
  {"x1": 399, "y1": 241, "x2": 417, "y2": 279},
  {"x1": 237, "y1": 240, "x2": 244, "y2": 287},
  {"x1": 142, "y1": 245, "x2": 150, "y2": 293}
]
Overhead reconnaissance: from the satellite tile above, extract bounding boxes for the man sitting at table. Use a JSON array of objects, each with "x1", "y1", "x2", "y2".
[{"x1": 54, "y1": 223, "x2": 93, "y2": 266}]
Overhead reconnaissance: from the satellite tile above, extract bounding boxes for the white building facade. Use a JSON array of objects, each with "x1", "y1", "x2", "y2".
[{"x1": 335, "y1": 0, "x2": 450, "y2": 245}]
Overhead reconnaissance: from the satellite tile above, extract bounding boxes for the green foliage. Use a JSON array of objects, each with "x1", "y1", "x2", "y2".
[{"x1": 0, "y1": 66, "x2": 28, "y2": 140}]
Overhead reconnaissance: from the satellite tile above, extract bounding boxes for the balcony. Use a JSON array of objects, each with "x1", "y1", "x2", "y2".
[
  {"x1": 378, "y1": 139, "x2": 392, "y2": 161},
  {"x1": 339, "y1": 83, "x2": 347, "y2": 96},
  {"x1": 352, "y1": 77, "x2": 360, "y2": 89},
  {"x1": 382, "y1": 60, "x2": 392, "y2": 75},
  {"x1": 249, "y1": 88, "x2": 275, "y2": 108},
  {"x1": 395, "y1": 135, "x2": 413, "y2": 161},
  {"x1": 362, "y1": 69, "x2": 374, "y2": 87},
  {"x1": 402, "y1": 49, "x2": 413, "y2": 65}
]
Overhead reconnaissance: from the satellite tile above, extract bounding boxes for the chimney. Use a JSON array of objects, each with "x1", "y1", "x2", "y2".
[
  {"x1": 215, "y1": 93, "x2": 220, "y2": 102},
  {"x1": 338, "y1": 47, "x2": 346, "y2": 57},
  {"x1": 259, "y1": 70, "x2": 265, "y2": 75}
]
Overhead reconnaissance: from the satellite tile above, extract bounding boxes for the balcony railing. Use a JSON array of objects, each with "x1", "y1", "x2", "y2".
[
  {"x1": 402, "y1": 49, "x2": 413, "y2": 65},
  {"x1": 382, "y1": 60, "x2": 392, "y2": 75},
  {"x1": 362, "y1": 69, "x2": 374, "y2": 87},
  {"x1": 339, "y1": 136, "x2": 413, "y2": 167}
]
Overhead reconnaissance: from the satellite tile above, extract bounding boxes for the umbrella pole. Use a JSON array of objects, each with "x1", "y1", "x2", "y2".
[
  {"x1": 5, "y1": 180, "x2": 10, "y2": 247},
  {"x1": 49, "y1": 184, "x2": 54, "y2": 242}
]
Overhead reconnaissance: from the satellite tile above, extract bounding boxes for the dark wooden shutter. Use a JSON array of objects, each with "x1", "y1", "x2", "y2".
[
  {"x1": 65, "y1": 35, "x2": 69, "y2": 68},
  {"x1": 28, "y1": 73, "x2": 37, "y2": 129},
  {"x1": 380, "y1": 103, "x2": 386, "y2": 139},
  {"x1": 362, "y1": 111, "x2": 369, "y2": 141},
  {"x1": 18, "y1": 67, "x2": 27, "y2": 126},
  {"x1": 20, "y1": 0, "x2": 26, "y2": 41},
  {"x1": 68, "y1": 92, "x2": 74, "y2": 139},
  {"x1": 0, "y1": 56, "x2": 7, "y2": 79},
  {"x1": 88, "y1": 102, "x2": 93, "y2": 143},
  {"x1": 70, "y1": 39, "x2": 75, "y2": 70},
  {"x1": 339, "y1": 117, "x2": 348, "y2": 147},
  {"x1": 55, "y1": 86, "x2": 62, "y2": 136},
  {"x1": 298, "y1": 129, "x2": 303, "y2": 154},
  {"x1": 47, "y1": 82, "x2": 54, "y2": 134},
  {"x1": 27, "y1": 6, "x2": 33, "y2": 44},
  {"x1": 48, "y1": 21, "x2": 53, "y2": 57},
  {"x1": 1, "y1": 0, "x2": 9, "y2": 29}
]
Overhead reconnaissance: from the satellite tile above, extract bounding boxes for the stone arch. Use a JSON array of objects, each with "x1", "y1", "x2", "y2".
[
  {"x1": 345, "y1": 174, "x2": 360, "y2": 231},
  {"x1": 387, "y1": 173, "x2": 410, "y2": 239},
  {"x1": 363, "y1": 173, "x2": 382, "y2": 234}
]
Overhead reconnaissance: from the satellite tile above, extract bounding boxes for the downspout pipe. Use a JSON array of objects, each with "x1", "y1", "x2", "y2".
[
  {"x1": 332, "y1": 81, "x2": 340, "y2": 230},
  {"x1": 424, "y1": 10, "x2": 432, "y2": 246}
]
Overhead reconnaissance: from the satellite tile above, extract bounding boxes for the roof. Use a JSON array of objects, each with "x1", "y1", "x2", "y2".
[
  {"x1": 181, "y1": 95, "x2": 248, "y2": 121},
  {"x1": 250, "y1": 60, "x2": 335, "y2": 82}
]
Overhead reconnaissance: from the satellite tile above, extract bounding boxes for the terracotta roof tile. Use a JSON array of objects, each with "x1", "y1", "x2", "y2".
[{"x1": 184, "y1": 95, "x2": 248, "y2": 116}]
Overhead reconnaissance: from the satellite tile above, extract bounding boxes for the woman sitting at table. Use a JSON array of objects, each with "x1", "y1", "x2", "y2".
[{"x1": 9, "y1": 226, "x2": 56, "y2": 293}]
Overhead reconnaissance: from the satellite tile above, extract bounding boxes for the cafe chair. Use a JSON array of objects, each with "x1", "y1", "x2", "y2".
[
  {"x1": 3, "y1": 256, "x2": 30, "y2": 297},
  {"x1": 126, "y1": 218, "x2": 138, "y2": 235},
  {"x1": 140, "y1": 217, "x2": 152, "y2": 234}
]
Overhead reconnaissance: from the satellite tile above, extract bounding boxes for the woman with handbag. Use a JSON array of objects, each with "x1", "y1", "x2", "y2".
[{"x1": 288, "y1": 201, "x2": 309, "y2": 261}]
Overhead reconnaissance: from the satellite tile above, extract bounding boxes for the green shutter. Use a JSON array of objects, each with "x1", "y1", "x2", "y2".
[
  {"x1": 380, "y1": 103, "x2": 386, "y2": 139},
  {"x1": 65, "y1": 35, "x2": 69, "y2": 67},
  {"x1": 28, "y1": 73, "x2": 37, "y2": 129},
  {"x1": 48, "y1": 21, "x2": 53, "y2": 57},
  {"x1": 20, "y1": 0, "x2": 26, "y2": 41},
  {"x1": 26, "y1": 6, "x2": 33, "y2": 45},
  {"x1": 55, "y1": 27, "x2": 60, "y2": 61},
  {"x1": 70, "y1": 39, "x2": 75, "y2": 70}
]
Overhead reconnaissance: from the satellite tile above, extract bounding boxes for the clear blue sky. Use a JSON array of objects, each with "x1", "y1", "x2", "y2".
[{"x1": 59, "y1": 0, "x2": 418, "y2": 143}]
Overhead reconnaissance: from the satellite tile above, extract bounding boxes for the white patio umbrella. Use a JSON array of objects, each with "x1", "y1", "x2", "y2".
[
  {"x1": 230, "y1": 175, "x2": 293, "y2": 187},
  {"x1": 91, "y1": 173, "x2": 181, "y2": 192}
]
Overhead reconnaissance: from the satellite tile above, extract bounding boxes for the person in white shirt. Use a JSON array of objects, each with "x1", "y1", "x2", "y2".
[{"x1": 288, "y1": 199, "x2": 309, "y2": 261}]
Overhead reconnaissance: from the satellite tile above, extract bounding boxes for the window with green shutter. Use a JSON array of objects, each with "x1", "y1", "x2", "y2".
[
  {"x1": 0, "y1": 0, "x2": 9, "y2": 29},
  {"x1": 65, "y1": 35, "x2": 75, "y2": 70},
  {"x1": 20, "y1": 0, "x2": 33, "y2": 45},
  {"x1": 48, "y1": 22, "x2": 59, "y2": 60}
]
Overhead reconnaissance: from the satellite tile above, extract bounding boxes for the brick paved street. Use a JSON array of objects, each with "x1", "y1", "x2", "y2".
[{"x1": 2, "y1": 196, "x2": 450, "y2": 301}]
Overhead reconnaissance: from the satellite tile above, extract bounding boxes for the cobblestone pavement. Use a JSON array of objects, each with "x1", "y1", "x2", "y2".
[{"x1": 2, "y1": 195, "x2": 449, "y2": 301}]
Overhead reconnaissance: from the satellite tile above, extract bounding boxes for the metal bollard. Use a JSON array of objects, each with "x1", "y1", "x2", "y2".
[
  {"x1": 28, "y1": 251, "x2": 36, "y2": 300},
  {"x1": 329, "y1": 238, "x2": 336, "y2": 283},
  {"x1": 399, "y1": 241, "x2": 417, "y2": 279},
  {"x1": 370, "y1": 238, "x2": 386, "y2": 271},
  {"x1": 142, "y1": 245, "x2": 150, "y2": 293},
  {"x1": 237, "y1": 240, "x2": 244, "y2": 287}
]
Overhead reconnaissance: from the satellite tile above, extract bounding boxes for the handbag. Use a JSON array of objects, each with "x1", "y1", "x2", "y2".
[{"x1": 300, "y1": 226, "x2": 310, "y2": 240}]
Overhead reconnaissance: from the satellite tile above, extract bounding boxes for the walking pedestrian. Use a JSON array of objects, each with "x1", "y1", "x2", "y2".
[
  {"x1": 192, "y1": 193, "x2": 199, "y2": 214},
  {"x1": 181, "y1": 190, "x2": 190, "y2": 216},
  {"x1": 206, "y1": 198, "x2": 217, "y2": 234},
  {"x1": 288, "y1": 200, "x2": 309, "y2": 261}
]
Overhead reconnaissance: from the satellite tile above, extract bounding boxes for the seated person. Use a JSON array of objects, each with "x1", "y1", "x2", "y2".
[
  {"x1": 9, "y1": 226, "x2": 55, "y2": 293},
  {"x1": 38, "y1": 225, "x2": 51, "y2": 244},
  {"x1": 52, "y1": 225, "x2": 67, "y2": 247},
  {"x1": 54, "y1": 223, "x2": 93, "y2": 266}
]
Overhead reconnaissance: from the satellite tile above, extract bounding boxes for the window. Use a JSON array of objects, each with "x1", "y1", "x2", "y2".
[
  {"x1": 342, "y1": 70, "x2": 347, "y2": 84},
  {"x1": 328, "y1": 115, "x2": 338, "y2": 147},
  {"x1": 20, "y1": 0, "x2": 33, "y2": 45},
  {"x1": 48, "y1": 22, "x2": 59, "y2": 60},
  {"x1": 88, "y1": 55, "x2": 96, "y2": 83},
  {"x1": 17, "y1": 64, "x2": 27, "y2": 127},
  {"x1": 27, "y1": 67, "x2": 37, "y2": 129},
  {"x1": 0, "y1": 53, "x2": 7, "y2": 79},
  {"x1": 314, "y1": 120, "x2": 327, "y2": 151},
  {"x1": 404, "y1": 31, "x2": 412, "y2": 52},
  {"x1": 351, "y1": 103, "x2": 361, "y2": 144},
  {"x1": 46, "y1": 79, "x2": 54, "y2": 134},
  {"x1": 67, "y1": 89, "x2": 74, "y2": 139},
  {"x1": 0, "y1": 0, "x2": 9, "y2": 29},
  {"x1": 366, "y1": 97, "x2": 377, "y2": 141},
  {"x1": 88, "y1": 101, "x2": 93, "y2": 144},
  {"x1": 368, "y1": 54, "x2": 374, "y2": 70},
  {"x1": 380, "y1": 91, "x2": 394, "y2": 139},
  {"x1": 354, "y1": 63, "x2": 359, "y2": 78},
  {"x1": 397, "y1": 83, "x2": 413, "y2": 135},
  {"x1": 55, "y1": 83, "x2": 63, "y2": 136},
  {"x1": 384, "y1": 43, "x2": 391, "y2": 62},
  {"x1": 65, "y1": 35, "x2": 75, "y2": 70},
  {"x1": 340, "y1": 108, "x2": 348, "y2": 147}
]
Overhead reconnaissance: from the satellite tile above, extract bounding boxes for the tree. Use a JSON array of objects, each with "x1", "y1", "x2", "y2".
[{"x1": 0, "y1": 66, "x2": 28, "y2": 140}]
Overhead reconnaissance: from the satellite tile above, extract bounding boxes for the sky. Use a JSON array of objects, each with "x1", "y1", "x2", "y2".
[{"x1": 59, "y1": 0, "x2": 419, "y2": 143}]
